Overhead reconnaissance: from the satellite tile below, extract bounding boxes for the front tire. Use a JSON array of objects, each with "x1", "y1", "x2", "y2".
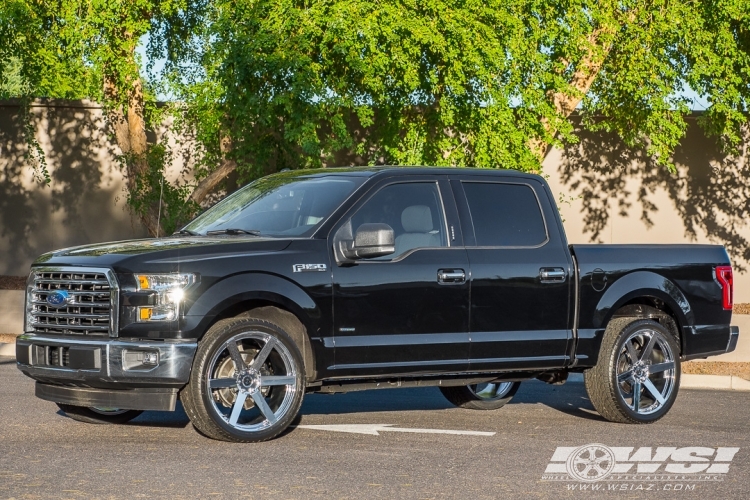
[
  {"x1": 181, "y1": 317, "x2": 305, "y2": 442},
  {"x1": 584, "y1": 318, "x2": 680, "y2": 424},
  {"x1": 439, "y1": 381, "x2": 520, "y2": 410},
  {"x1": 56, "y1": 404, "x2": 143, "y2": 425}
]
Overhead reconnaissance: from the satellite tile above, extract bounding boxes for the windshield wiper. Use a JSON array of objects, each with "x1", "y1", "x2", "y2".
[
  {"x1": 205, "y1": 228, "x2": 262, "y2": 236},
  {"x1": 173, "y1": 229, "x2": 201, "y2": 236}
]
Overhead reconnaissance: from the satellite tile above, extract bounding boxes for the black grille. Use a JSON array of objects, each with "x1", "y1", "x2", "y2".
[
  {"x1": 47, "y1": 346, "x2": 70, "y2": 366},
  {"x1": 29, "y1": 270, "x2": 112, "y2": 336}
]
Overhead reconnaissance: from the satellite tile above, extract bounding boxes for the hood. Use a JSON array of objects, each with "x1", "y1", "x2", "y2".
[
  {"x1": 33, "y1": 236, "x2": 294, "y2": 270},
  {"x1": 58, "y1": 237, "x2": 249, "y2": 257}
]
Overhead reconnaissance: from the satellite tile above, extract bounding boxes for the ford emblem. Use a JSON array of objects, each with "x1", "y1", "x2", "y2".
[{"x1": 46, "y1": 290, "x2": 70, "y2": 308}]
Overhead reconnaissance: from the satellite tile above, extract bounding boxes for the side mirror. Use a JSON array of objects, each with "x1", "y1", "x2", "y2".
[{"x1": 343, "y1": 223, "x2": 395, "y2": 259}]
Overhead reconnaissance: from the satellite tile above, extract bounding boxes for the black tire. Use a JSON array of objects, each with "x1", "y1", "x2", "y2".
[
  {"x1": 439, "y1": 381, "x2": 520, "y2": 410},
  {"x1": 181, "y1": 316, "x2": 305, "y2": 442},
  {"x1": 56, "y1": 404, "x2": 143, "y2": 425},
  {"x1": 584, "y1": 318, "x2": 681, "y2": 424}
]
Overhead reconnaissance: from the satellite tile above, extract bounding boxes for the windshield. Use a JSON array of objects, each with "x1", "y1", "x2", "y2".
[{"x1": 182, "y1": 174, "x2": 364, "y2": 237}]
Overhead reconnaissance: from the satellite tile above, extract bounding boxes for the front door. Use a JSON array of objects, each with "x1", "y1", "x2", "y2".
[{"x1": 330, "y1": 177, "x2": 470, "y2": 377}]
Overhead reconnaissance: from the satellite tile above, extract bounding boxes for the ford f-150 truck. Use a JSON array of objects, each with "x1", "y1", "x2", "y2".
[{"x1": 16, "y1": 167, "x2": 740, "y2": 442}]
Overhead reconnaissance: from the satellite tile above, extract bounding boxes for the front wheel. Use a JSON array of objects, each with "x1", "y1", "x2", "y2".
[
  {"x1": 439, "y1": 381, "x2": 520, "y2": 410},
  {"x1": 584, "y1": 318, "x2": 681, "y2": 424},
  {"x1": 181, "y1": 317, "x2": 305, "y2": 442},
  {"x1": 56, "y1": 404, "x2": 143, "y2": 424}
]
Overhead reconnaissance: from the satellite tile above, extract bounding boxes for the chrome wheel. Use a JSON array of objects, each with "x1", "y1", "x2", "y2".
[
  {"x1": 615, "y1": 328, "x2": 676, "y2": 415},
  {"x1": 205, "y1": 331, "x2": 299, "y2": 432},
  {"x1": 585, "y1": 318, "x2": 681, "y2": 423},
  {"x1": 439, "y1": 381, "x2": 520, "y2": 410},
  {"x1": 90, "y1": 408, "x2": 129, "y2": 416},
  {"x1": 468, "y1": 382, "x2": 514, "y2": 400}
]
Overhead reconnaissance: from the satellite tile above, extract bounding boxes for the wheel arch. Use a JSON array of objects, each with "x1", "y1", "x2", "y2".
[
  {"x1": 594, "y1": 271, "x2": 691, "y2": 349},
  {"x1": 575, "y1": 271, "x2": 692, "y2": 365},
  {"x1": 610, "y1": 302, "x2": 682, "y2": 354},
  {"x1": 186, "y1": 273, "x2": 321, "y2": 381},
  {"x1": 235, "y1": 305, "x2": 317, "y2": 382}
]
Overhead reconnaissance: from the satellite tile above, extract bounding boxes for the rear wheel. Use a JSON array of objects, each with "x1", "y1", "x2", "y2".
[
  {"x1": 56, "y1": 404, "x2": 143, "y2": 424},
  {"x1": 181, "y1": 317, "x2": 305, "y2": 442},
  {"x1": 439, "y1": 381, "x2": 520, "y2": 410},
  {"x1": 584, "y1": 318, "x2": 680, "y2": 423}
]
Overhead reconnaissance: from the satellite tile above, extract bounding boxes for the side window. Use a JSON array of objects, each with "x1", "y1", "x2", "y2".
[
  {"x1": 462, "y1": 182, "x2": 547, "y2": 247},
  {"x1": 339, "y1": 182, "x2": 448, "y2": 259}
]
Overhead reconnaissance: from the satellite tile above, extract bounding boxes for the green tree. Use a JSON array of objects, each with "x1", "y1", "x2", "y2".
[
  {"x1": 3, "y1": 1, "x2": 750, "y2": 237},
  {"x1": 0, "y1": 0, "x2": 207, "y2": 235},
  {"x1": 179, "y1": 0, "x2": 750, "y2": 186}
]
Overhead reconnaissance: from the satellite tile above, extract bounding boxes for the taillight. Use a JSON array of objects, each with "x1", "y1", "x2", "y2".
[{"x1": 716, "y1": 266, "x2": 733, "y2": 310}]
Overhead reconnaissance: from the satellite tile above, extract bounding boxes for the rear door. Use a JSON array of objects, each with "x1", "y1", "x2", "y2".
[
  {"x1": 329, "y1": 175, "x2": 471, "y2": 377},
  {"x1": 451, "y1": 175, "x2": 574, "y2": 370}
]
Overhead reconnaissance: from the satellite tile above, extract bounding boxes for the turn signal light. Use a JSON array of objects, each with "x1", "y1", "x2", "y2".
[
  {"x1": 139, "y1": 308, "x2": 153, "y2": 321},
  {"x1": 137, "y1": 275, "x2": 151, "y2": 290},
  {"x1": 716, "y1": 266, "x2": 733, "y2": 310}
]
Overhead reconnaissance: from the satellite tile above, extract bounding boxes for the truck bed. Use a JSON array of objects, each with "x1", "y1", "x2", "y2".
[{"x1": 571, "y1": 244, "x2": 733, "y2": 363}]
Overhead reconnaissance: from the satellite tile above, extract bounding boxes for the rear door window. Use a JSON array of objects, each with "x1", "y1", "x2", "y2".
[{"x1": 461, "y1": 182, "x2": 547, "y2": 247}]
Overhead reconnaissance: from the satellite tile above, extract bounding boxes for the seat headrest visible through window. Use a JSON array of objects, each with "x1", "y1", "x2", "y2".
[{"x1": 401, "y1": 205, "x2": 433, "y2": 233}]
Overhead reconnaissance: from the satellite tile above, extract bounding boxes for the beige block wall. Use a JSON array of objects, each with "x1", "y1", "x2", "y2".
[
  {"x1": 1, "y1": 102, "x2": 749, "y2": 302},
  {"x1": 0, "y1": 101, "x2": 149, "y2": 276},
  {"x1": 543, "y1": 116, "x2": 750, "y2": 303},
  {"x1": 0, "y1": 290, "x2": 24, "y2": 334},
  {"x1": 0, "y1": 100, "x2": 196, "y2": 276}
]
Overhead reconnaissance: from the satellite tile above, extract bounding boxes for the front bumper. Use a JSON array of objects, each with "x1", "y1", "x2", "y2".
[
  {"x1": 16, "y1": 334, "x2": 196, "y2": 389},
  {"x1": 35, "y1": 383, "x2": 179, "y2": 411}
]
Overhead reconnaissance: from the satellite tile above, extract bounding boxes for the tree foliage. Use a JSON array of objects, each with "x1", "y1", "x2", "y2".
[
  {"x1": 2, "y1": 0, "x2": 750, "y2": 236},
  {"x1": 175, "y1": 0, "x2": 750, "y2": 185},
  {"x1": 0, "y1": 0, "x2": 206, "y2": 235}
]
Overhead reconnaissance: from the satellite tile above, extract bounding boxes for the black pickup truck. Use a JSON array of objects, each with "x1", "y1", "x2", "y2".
[{"x1": 16, "y1": 167, "x2": 739, "y2": 442}]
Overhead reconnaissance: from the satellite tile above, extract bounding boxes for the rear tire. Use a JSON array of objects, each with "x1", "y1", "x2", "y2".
[
  {"x1": 181, "y1": 316, "x2": 305, "y2": 442},
  {"x1": 439, "y1": 382, "x2": 520, "y2": 410},
  {"x1": 584, "y1": 318, "x2": 680, "y2": 424},
  {"x1": 56, "y1": 404, "x2": 143, "y2": 425}
]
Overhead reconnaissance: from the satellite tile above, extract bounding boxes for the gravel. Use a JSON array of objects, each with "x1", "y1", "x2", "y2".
[
  {"x1": 0, "y1": 275, "x2": 25, "y2": 290},
  {"x1": 683, "y1": 361, "x2": 750, "y2": 380}
]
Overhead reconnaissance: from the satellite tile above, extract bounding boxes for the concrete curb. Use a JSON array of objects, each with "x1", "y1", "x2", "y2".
[
  {"x1": 0, "y1": 342, "x2": 15, "y2": 357},
  {"x1": 568, "y1": 372, "x2": 750, "y2": 391},
  {"x1": 680, "y1": 373, "x2": 750, "y2": 391}
]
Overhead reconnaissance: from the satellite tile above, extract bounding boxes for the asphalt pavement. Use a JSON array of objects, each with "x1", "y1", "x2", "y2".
[{"x1": 1, "y1": 356, "x2": 748, "y2": 499}]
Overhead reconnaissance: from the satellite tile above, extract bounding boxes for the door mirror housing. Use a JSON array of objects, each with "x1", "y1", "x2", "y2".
[{"x1": 342, "y1": 223, "x2": 395, "y2": 260}]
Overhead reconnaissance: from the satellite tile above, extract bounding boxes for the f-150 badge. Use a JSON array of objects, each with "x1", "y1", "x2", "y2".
[{"x1": 293, "y1": 264, "x2": 327, "y2": 272}]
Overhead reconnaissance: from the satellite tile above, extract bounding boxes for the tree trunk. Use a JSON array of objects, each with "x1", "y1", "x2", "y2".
[
  {"x1": 530, "y1": 26, "x2": 617, "y2": 163},
  {"x1": 190, "y1": 158, "x2": 238, "y2": 206},
  {"x1": 104, "y1": 73, "x2": 162, "y2": 237},
  {"x1": 190, "y1": 136, "x2": 238, "y2": 206}
]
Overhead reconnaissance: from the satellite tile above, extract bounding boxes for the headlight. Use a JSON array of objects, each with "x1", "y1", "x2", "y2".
[{"x1": 134, "y1": 273, "x2": 197, "y2": 322}]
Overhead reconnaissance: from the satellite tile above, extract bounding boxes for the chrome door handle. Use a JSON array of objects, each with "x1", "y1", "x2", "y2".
[
  {"x1": 438, "y1": 269, "x2": 466, "y2": 284},
  {"x1": 540, "y1": 267, "x2": 566, "y2": 283}
]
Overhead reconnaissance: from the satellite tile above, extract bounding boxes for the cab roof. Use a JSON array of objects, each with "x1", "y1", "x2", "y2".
[{"x1": 286, "y1": 165, "x2": 541, "y2": 180}]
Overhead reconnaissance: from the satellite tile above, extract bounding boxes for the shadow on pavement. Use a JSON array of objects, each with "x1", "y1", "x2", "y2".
[
  {"x1": 299, "y1": 387, "x2": 455, "y2": 416},
  {"x1": 55, "y1": 403, "x2": 193, "y2": 428},
  {"x1": 129, "y1": 403, "x2": 192, "y2": 428},
  {"x1": 514, "y1": 382, "x2": 606, "y2": 422},
  {"x1": 51, "y1": 380, "x2": 607, "y2": 430},
  {"x1": 298, "y1": 381, "x2": 607, "y2": 422}
]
